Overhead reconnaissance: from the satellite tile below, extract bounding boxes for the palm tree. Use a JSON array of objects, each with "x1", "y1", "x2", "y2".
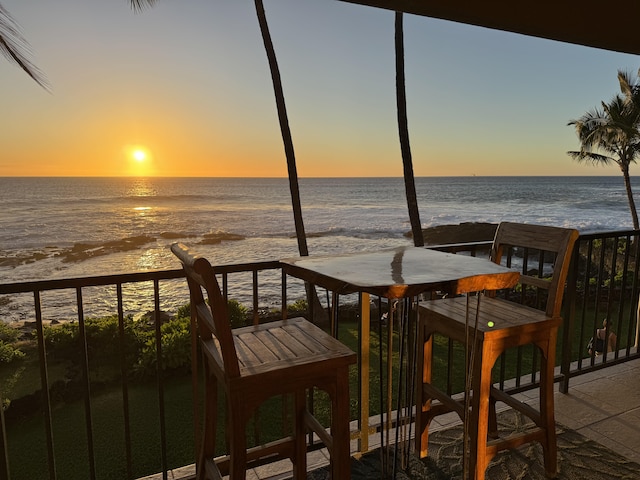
[
  {"x1": 253, "y1": 0, "x2": 309, "y2": 257},
  {"x1": 568, "y1": 69, "x2": 640, "y2": 230},
  {"x1": 395, "y1": 11, "x2": 424, "y2": 247},
  {"x1": 253, "y1": 0, "x2": 334, "y2": 326},
  {"x1": 0, "y1": 3, "x2": 48, "y2": 89}
]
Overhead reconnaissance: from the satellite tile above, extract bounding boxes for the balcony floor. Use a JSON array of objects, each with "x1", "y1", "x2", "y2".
[
  {"x1": 551, "y1": 357, "x2": 640, "y2": 465},
  {"x1": 154, "y1": 357, "x2": 640, "y2": 480}
]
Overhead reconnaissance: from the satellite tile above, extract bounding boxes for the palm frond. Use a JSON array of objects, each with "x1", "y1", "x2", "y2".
[
  {"x1": 618, "y1": 68, "x2": 640, "y2": 114},
  {"x1": 566, "y1": 150, "x2": 615, "y2": 166},
  {"x1": 0, "y1": 3, "x2": 49, "y2": 90},
  {"x1": 130, "y1": 0, "x2": 159, "y2": 13},
  {"x1": 618, "y1": 69, "x2": 634, "y2": 99}
]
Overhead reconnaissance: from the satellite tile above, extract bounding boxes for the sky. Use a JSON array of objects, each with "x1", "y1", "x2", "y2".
[{"x1": 2, "y1": 0, "x2": 640, "y2": 178}]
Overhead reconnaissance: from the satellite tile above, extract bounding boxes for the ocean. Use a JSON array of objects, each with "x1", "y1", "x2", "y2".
[{"x1": 1, "y1": 176, "x2": 638, "y2": 322}]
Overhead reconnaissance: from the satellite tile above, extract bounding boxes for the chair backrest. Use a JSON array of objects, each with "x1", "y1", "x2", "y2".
[
  {"x1": 171, "y1": 242, "x2": 240, "y2": 378},
  {"x1": 490, "y1": 222, "x2": 579, "y2": 317}
]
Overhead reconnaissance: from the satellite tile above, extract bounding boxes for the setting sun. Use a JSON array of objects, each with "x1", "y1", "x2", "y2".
[
  {"x1": 123, "y1": 145, "x2": 155, "y2": 176},
  {"x1": 133, "y1": 149, "x2": 147, "y2": 162}
]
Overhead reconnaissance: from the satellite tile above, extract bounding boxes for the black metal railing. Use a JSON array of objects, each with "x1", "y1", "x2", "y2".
[
  {"x1": 0, "y1": 262, "x2": 284, "y2": 480},
  {"x1": 559, "y1": 229, "x2": 640, "y2": 391},
  {"x1": 1, "y1": 230, "x2": 639, "y2": 479}
]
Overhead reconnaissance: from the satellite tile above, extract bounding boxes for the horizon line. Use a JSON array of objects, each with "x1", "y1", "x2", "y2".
[{"x1": 0, "y1": 174, "x2": 631, "y2": 179}]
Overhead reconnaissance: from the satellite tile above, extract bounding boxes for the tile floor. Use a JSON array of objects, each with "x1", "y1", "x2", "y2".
[{"x1": 552, "y1": 357, "x2": 640, "y2": 465}]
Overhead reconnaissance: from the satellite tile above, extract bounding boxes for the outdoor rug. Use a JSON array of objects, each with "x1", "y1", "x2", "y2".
[{"x1": 307, "y1": 410, "x2": 640, "y2": 479}]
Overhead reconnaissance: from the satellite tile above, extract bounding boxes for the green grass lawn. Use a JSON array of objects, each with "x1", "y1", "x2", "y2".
[{"x1": 6, "y1": 376, "x2": 198, "y2": 480}]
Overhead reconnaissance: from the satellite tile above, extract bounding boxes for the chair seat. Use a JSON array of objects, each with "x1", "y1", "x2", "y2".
[
  {"x1": 420, "y1": 296, "x2": 561, "y2": 343},
  {"x1": 203, "y1": 316, "x2": 356, "y2": 381}
]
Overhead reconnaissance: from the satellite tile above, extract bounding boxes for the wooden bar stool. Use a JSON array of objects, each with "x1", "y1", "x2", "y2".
[
  {"x1": 172, "y1": 243, "x2": 357, "y2": 480},
  {"x1": 415, "y1": 222, "x2": 578, "y2": 480}
]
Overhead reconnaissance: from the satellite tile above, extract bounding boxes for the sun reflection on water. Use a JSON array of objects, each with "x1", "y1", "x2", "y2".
[
  {"x1": 127, "y1": 178, "x2": 157, "y2": 198},
  {"x1": 136, "y1": 248, "x2": 162, "y2": 270}
]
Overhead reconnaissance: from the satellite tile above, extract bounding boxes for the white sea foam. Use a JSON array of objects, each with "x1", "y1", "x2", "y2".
[{"x1": 1, "y1": 176, "x2": 638, "y2": 322}]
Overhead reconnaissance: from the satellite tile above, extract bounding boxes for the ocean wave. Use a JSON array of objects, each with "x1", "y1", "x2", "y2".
[
  {"x1": 0, "y1": 230, "x2": 253, "y2": 269},
  {"x1": 198, "y1": 231, "x2": 246, "y2": 245},
  {"x1": 300, "y1": 229, "x2": 346, "y2": 239}
]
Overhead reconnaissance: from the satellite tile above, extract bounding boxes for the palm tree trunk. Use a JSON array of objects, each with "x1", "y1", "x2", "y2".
[
  {"x1": 621, "y1": 163, "x2": 639, "y2": 230},
  {"x1": 254, "y1": 0, "x2": 329, "y2": 324},
  {"x1": 395, "y1": 12, "x2": 424, "y2": 247},
  {"x1": 254, "y1": 0, "x2": 308, "y2": 256}
]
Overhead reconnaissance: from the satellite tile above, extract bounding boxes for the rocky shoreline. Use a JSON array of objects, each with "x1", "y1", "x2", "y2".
[
  {"x1": 7, "y1": 223, "x2": 498, "y2": 332},
  {"x1": 408, "y1": 222, "x2": 498, "y2": 246}
]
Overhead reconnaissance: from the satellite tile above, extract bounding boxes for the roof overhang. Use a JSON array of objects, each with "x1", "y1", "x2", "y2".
[{"x1": 338, "y1": 0, "x2": 640, "y2": 55}]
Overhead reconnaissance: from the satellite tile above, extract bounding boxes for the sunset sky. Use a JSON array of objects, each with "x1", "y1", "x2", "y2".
[{"x1": 2, "y1": 0, "x2": 639, "y2": 177}]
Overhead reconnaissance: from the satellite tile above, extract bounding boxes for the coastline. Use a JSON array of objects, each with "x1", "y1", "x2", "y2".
[{"x1": 414, "y1": 222, "x2": 498, "y2": 245}]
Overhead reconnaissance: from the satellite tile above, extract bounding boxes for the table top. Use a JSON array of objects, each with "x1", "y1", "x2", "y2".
[{"x1": 281, "y1": 246, "x2": 520, "y2": 299}]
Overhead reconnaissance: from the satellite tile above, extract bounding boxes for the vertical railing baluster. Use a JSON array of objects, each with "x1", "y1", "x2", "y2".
[
  {"x1": 617, "y1": 235, "x2": 631, "y2": 353},
  {"x1": 34, "y1": 290, "x2": 57, "y2": 480},
  {"x1": 445, "y1": 337, "x2": 454, "y2": 396},
  {"x1": 252, "y1": 269, "x2": 262, "y2": 444},
  {"x1": 497, "y1": 352, "x2": 507, "y2": 390},
  {"x1": 560, "y1": 242, "x2": 580, "y2": 393},
  {"x1": 604, "y1": 236, "x2": 619, "y2": 361},
  {"x1": 281, "y1": 269, "x2": 287, "y2": 319},
  {"x1": 578, "y1": 239, "x2": 593, "y2": 368},
  {"x1": 529, "y1": 248, "x2": 545, "y2": 384},
  {"x1": 593, "y1": 237, "x2": 608, "y2": 362},
  {"x1": 629, "y1": 234, "x2": 640, "y2": 350},
  {"x1": 514, "y1": 247, "x2": 528, "y2": 385},
  {"x1": 253, "y1": 270, "x2": 259, "y2": 326},
  {"x1": 116, "y1": 284, "x2": 133, "y2": 478},
  {"x1": 76, "y1": 288, "x2": 97, "y2": 480},
  {"x1": 153, "y1": 280, "x2": 168, "y2": 479},
  {"x1": 222, "y1": 272, "x2": 228, "y2": 302},
  {"x1": 0, "y1": 387, "x2": 10, "y2": 480}
]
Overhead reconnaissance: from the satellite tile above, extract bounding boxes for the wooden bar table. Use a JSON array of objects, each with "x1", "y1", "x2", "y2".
[{"x1": 280, "y1": 246, "x2": 519, "y2": 473}]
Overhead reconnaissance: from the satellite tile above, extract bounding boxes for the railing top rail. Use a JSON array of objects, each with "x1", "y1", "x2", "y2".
[
  {"x1": 575, "y1": 228, "x2": 639, "y2": 240},
  {"x1": 0, "y1": 269, "x2": 185, "y2": 294},
  {"x1": 0, "y1": 260, "x2": 283, "y2": 295},
  {"x1": 427, "y1": 240, "x2": 492, "y2": 252}
]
